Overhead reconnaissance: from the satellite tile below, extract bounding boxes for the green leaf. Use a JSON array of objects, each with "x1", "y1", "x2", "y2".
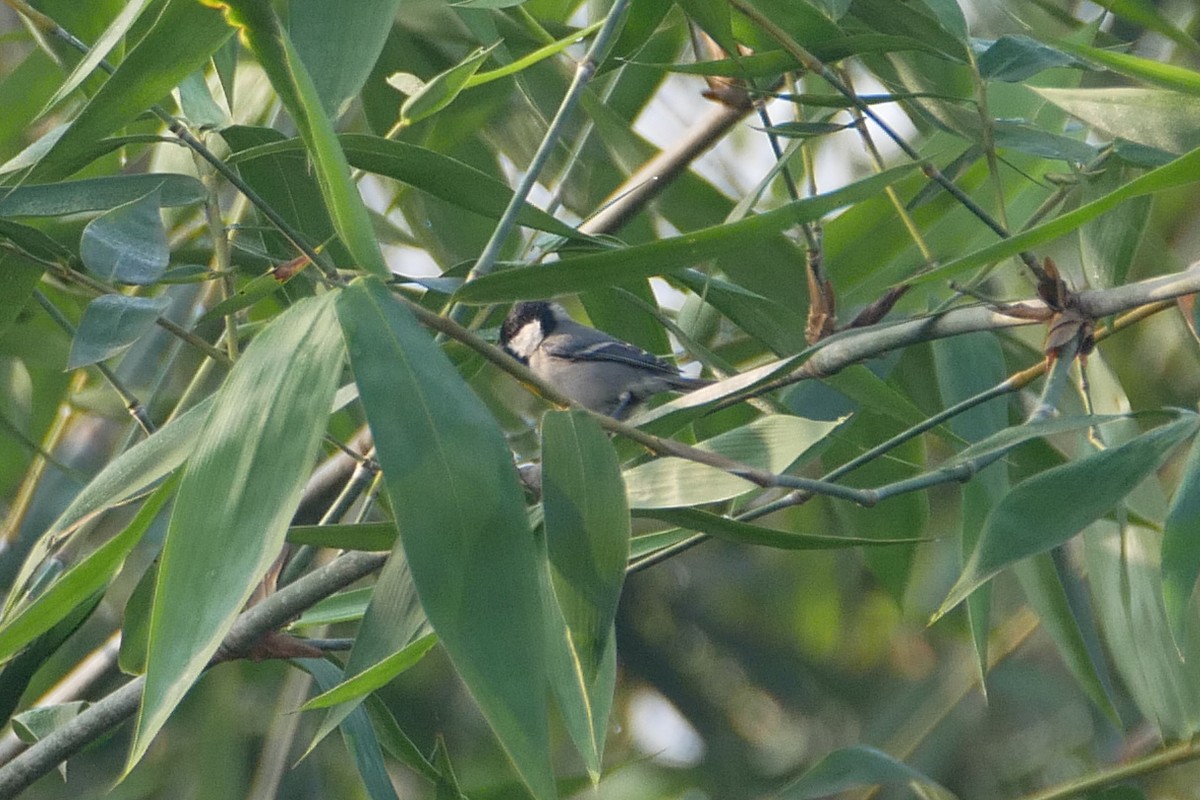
[
  {"x1": 1052, "y1": 38, "x2": 1200, "y2": 95},
  {"x1": 1088, "y1": 0, "x2": 1200, "y2": 58},
  {"x1": 79, "y1": 190, "x2": 169, "y2": 285},
  {"x1": 1162, "y1": 435, "x2": 1200, "y2": 648},
  {"x1": 3, "y1": 397, "x2": 213, "y2": 619},
  {"x1": 298, "y1": 658, "x2": 400, "y2": 800},
  {"x1": 779, "y1": 745, "x2": 956, "y2": 799},
  {"x1": 28, "y1": 0, "x2": 234, "y2": 180},
  {"x1": 229, "y1": 134, "x2": 584, "y2": 240},
  {"x1": 288, "y1": 0, "x2": 403, "y2": 117},
  {"x1": 933, "y1": 332, "x2": 1006, "y2": 686},
  {"x1": 976, "y1": 35, "x2": 1080, "y2": 82},
  {"x1": 363, "y1": 695, "x2": 440, "y2": 783},
  {"x1": 119, "y1": 561, "x2": 157, "y2": 675},
  {"x1": 936, "y1": 414, "x2": 1199, "y2": 619},
  {"x1": 1012, "y1": 553, "x2": 1120, "y2": 723},
  {"x1": 1086, "y1": 519, "x2": 1200, "y2": 738},
  {"x1": 913, "y1": 144, "x2": 1200, "y2": 284},
  {"x1": 301, "y1": 633, "x2": 438, "y2": 710},
  {"x1": 394, "y1": 43, "x2": 499, "y2": 128},
  {"x1": 1080, "y1": 162, "x2": 1151, "y2": 288},
  {"x1": 129, "y1": 292, "x2": 345, "y2": 773},
  {"x1": 299, "y1": 550, "x2": 426, "y2": 758},
  {"x1": 624, "y1": 457, "x2": 757, "y2": 509},
  {"x1": 0, "y1": 477, "x2": 175, "y2": 665},
  {"x1": 222, "y1": 0, "x2": 386, "y2": 275},
  {"x1": 624, "y1": 415, "x2": 837, "y2": 509},
  {"x1": 0, "y1": 250, "x2": 44, "y2": 339},
  {"x1": 67, "y1": 294, "x2": 171, "y2": 369},
  {"x1": 335, "y1": 277, "x2": 553, "y2": 800},
  {"x1": 673, "y1": 270, "x2": 808, "y2": 355},
  {"x1": 454, "y1": 164, "x2": 918, "y2": 303},
  {"x1": 0, "y1": 174, "x2": 206, "y2": 217},
  {"x1": 639, "y1": 508, "x2": 926, "y2": 549},
  {"x1": 286, "y1": 522, "x2": 397, "y2": 551},
  {"x1": 289, "y1": 587, "x2": 374, "y2": 630},
  {"x1": 12, "y1": 702, "x2": 89, "y2": 745},
  {"x1": 540, "y1": 410, "x2": 628, "y2": 777},
  {"x1": 38, "y1": 0, "x2": 154, "y2": 115},
  {"x1": 1035, "y1": 86, "x2": 1200, "y2": 154}
]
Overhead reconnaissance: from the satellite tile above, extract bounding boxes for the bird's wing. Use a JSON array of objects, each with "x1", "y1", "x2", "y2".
[{"x1": 543, "y1": 334, "x2": 683, "y2": 375}]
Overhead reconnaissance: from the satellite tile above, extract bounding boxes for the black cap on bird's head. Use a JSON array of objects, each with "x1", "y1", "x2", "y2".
[{"x1": 500, "y1": 301, "x2": 559, "y2": 362}]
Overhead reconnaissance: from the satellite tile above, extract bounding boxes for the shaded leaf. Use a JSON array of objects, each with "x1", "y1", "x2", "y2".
[
  {"x1": 779, "y1": 745, "x2": 956, "y2": 799},
  {"x1": 79, "y1": 191, "x2": 169, "y2": 285},
  {"x1": 0, "y1": 477, "x2": 175, "y2": 665},
  {"x1": 298, "y1": 658, "x2": 400, "y2": 800},
  {"x1": 286, "y1": 522, "x2": 397, "y2": 551},
  {"x1": 541, "y1": 410, "x2": 628, "y2": 776},
  {"x1": 335, "y1": 277, "x2": 553, "y2": 800},
  {"x1": 0, "y1": 174, "x2": 206, "y2": 217},
  {"x1": 221, "y1": 0, "x2": 386, "y2": 275},
  {"x1": 913, "y1": 145, "x2": 1200, "y2": 284},
  {"x1": 395, "y1": 43, "x2": 499, "y2": 128},
  {"x1": 288, "y1": 0, "x2": 403, "y2": 117},
  {"x1": 976, "y1": 35, "x2": 1079, "y2": 82},
  {"x1": 640, "y1": 507, "x2": 926, "y2": 549},
  {"x1": 1163, "y1": 435, "x2": 1200, "y2": 648},
  {"x1": 68, "y1": 294, "x2": 172, "y2": 369}
]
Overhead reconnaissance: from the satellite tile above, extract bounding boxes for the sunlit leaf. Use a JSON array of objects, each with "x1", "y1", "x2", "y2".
[
  {"x1": 130, "y1": 293, "x2": 345, "y2": 773},
  {"x1": 936, "y1": 414, "x2": 1199, "y2": 619}
]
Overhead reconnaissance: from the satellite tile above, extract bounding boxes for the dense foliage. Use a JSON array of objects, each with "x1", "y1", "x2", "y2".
[{"x1": 2, "y1": 1, "x2": 1200, "y2": 798}]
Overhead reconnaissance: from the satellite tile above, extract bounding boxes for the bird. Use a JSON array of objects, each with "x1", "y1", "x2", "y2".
[{"x1": 499, "y1": 300, "x2": 712, "y2": 420}]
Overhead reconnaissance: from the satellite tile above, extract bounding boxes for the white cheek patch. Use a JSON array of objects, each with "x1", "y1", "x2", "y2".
[{"x1": 506, "y1": 321, "x2": 544, "y2": 360}]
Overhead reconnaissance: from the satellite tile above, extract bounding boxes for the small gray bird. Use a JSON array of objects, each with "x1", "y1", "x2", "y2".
[{"x1": 499, "y1": 301, "x2": 711, "y2": 420}]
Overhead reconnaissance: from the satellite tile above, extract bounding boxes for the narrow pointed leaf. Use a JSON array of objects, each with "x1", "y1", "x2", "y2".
[
  {"x1": 454, "y1": 164, "x2": 918, "y2": 303},
  {"x1": 624, "y1": 415, "x2": 836, "y2": 509},
  {"x1": 936, "y1": 414, "x2": 1198, "y2": 619},
  {"x1": 301, "y1": 633, "x2": 438, "y2": 710},
  {"x1": 541, "y1": 410, "x2": 628, "y2": 775},
  {"x1": 0, "y1": 477, "x2": 175, "y2": 664},
  {"x1": 0, "y1": 174, "x2": 205, "y2": 217},
  {"x1": 912, "y1": 145, "x2": 1200, "y2": 285},
  {"x1": 1163, "y1": 435, "x2": 1200, "y2": 647},
  {"x1": 28, "y1": 0, "x2": 234, "y2": 180},
  {"x1": 779, "y1": 745, "x2": 956, "y2": 799},
  {"x1": 38, "y1": 0, "x2": 154, "y2": 116},
  {"x1": 299, "y1": 551, "x2": 426, "y2": 757},
  {"x1": 335, "y1": 277, "x2": 553, "y2": 800},
  {"x1": 221, "y1": 0, "x2": 386, "y2": 275},
  {"x1": 288, "y1": 0, "x2": 403, "y2": 117},
  {"x1": 129, "y1": 293, "x2": 344, "y2": 773},
  {"x1": 398, "y1": 44, "x2": 499, "y2": 127},
  {"x1": 299, "y1": 658, "x2": 400, "y2": 800},
  {"x1": 3, "y1": 397, "x2": 213, "y2": 618},
  {"x1": 640, "y1": 508, "x2": 926, "y2": 549}
]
